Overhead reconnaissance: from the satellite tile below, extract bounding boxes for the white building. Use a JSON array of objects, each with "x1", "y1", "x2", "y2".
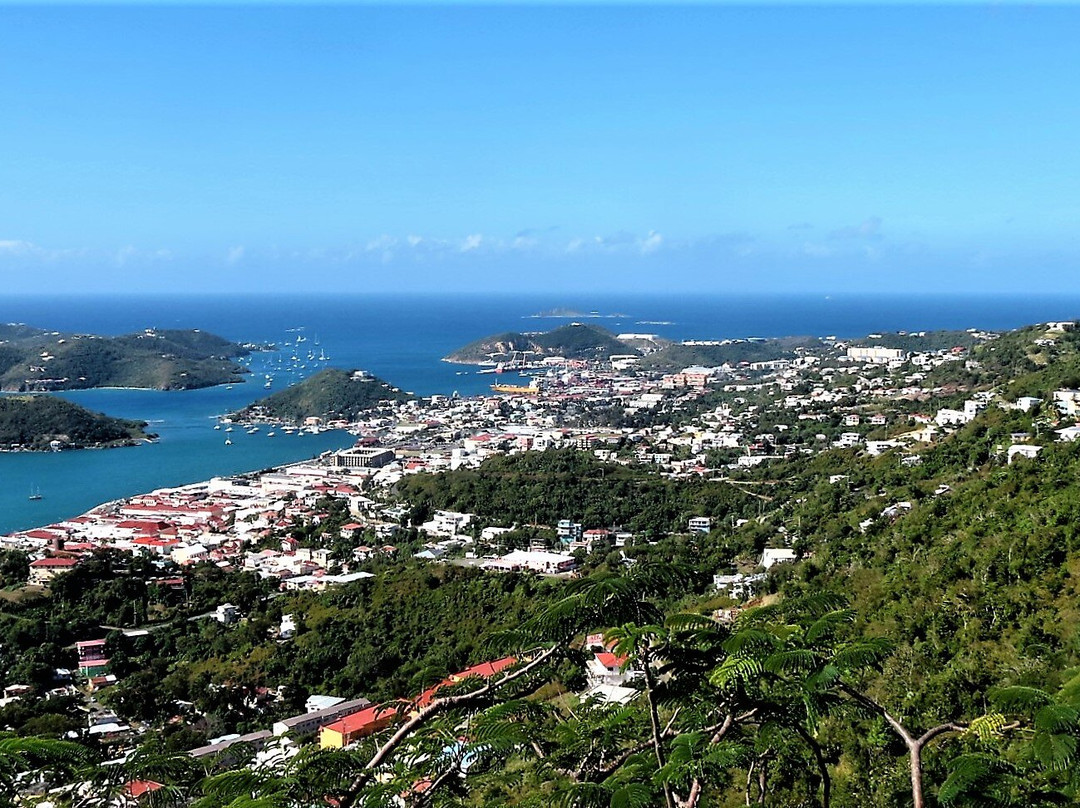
[
  {"x1": 687, "y1": 517, "x2": 712, "y2": 534},
  {"x1": 760, "y1": 548, "x2": 798, "y2": 569},
  {"x1": 484, "y1": 550, "x2": 577, "y2": 574},
  {"x1": 847, "y1": 346, "x2": 906, "y2": 364},
  {"x1": 215, "y1": 603, "x2": 241, "y2": 625},
  {"x1": 1007, "y1": 444, "x2": 1042, "y2": 463}
]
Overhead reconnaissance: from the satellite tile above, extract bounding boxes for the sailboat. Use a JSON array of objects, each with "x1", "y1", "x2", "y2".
[{"x1": 28, "y1": 485, "x2": 42, "y2": 501}]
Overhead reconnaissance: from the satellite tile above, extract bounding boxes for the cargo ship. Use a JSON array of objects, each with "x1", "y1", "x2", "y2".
[{"x1": 490, "y1": 381, "x2": 541, "y2": 395}]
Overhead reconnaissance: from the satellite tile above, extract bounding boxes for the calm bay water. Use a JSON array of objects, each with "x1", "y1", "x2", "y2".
[{"x1": 2, "y1": 291, "x2": 1079, "y2": 534}]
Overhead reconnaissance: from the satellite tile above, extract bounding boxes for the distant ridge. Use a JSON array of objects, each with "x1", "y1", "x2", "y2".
[
  {"x1": 0, "y1": 325, "x2": 251, "y2": 392},
  {"x1": 444, "y1": 323, "x2": 651, "y2": 364}
]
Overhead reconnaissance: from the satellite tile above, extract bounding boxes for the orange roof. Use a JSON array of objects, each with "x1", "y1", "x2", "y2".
[
  {"x1": 125, "y1": 780, "x2": 164, "y2": 798},
  {"x1": 452, "y1": 656, "x2": 517, "y2": 681},
  {"x1": 415, "y1": 657, "x2": 518, "y2": 708},
  {"x1": 595, "y1": 652, "x2": 628, "y2": 670},
  {"x1": 323, "y1": 704, "x2": 398, "y2": 735}
]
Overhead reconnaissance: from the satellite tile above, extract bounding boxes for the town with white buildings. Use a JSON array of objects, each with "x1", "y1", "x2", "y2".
[{"x1": 5, "y1": 320, "x2": 1080, "y2": 775}]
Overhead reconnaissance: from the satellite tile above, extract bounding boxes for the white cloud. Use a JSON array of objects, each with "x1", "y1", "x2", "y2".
[
  {"x1": 366, "y1": 235, "x2": 398, "y2": 252},
  {"x1": 114, "y1": 245, "x2": 138, "y2": 266},
  {"x1": 0, "y1": 239, "x2": 37, "y2": 255},
  {"x1": 640, "y1": 230, "x2": 663, "y2": 254},
  {"x1": 460, "y1": 234, "x2": 484, "y2": 252}
]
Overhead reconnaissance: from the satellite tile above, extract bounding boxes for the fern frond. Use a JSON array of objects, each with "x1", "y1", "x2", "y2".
[
  {"x1": 709, "y1": 656, "x2": 763, "y2": 689},
  {"x1": 990, "y1": 686, "x2": 1054, "y2": 714},
  {"x1": 804, "y1": 609, "x2": 855, "y2": 645},
  {"x1": 1032, "y1": 730, "x2": 1077, "y2": 771},
  {"x1": 1034, "y1": 704, "x2": 1080, "y2": 734},
  {"x1": 967, "y1": 713, "x2": 1009, "y2": 742},
  {"x1": 831, "y1": 637, "x2": 893, "y2": 672},
  {"x1": 762, "y1": 649, "x2": 820, "y2": 676}
]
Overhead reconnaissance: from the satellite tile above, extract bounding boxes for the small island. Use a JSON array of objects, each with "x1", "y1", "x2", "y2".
[
  {"x1": 527, "y1": 307, "x2": 630, "y2": 318},
  {"x1": 444, "y1": 323, "x2": 659, "y2": 365},
  {"x1": 230, "y1": 368, "x2": 412, "y2": 424},
  {"x1": 0, "y1": 324, "x2": 253, "y2": 392},
  {"x1": 0, "y1": 395, "x2": 151, "y2": 451}
]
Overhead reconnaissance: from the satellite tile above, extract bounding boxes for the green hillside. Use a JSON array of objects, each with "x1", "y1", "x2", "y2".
[
  {"x1": 0, "y1": 326, "x2": 250, "y2": 391},
  {"x1": 444, "y1": 323, "x2": 640, "y2": 363},
  {"x1": 16, "y1": 322, "x2": 1080, "y2": 806},
  {"x1": 231, "y1": 368, "x2": 412, "y2": 423},
  {"x1": 637, "y1": 334, "x2": 822, "y2": 371},
  {"x1": 0, "y1": 395, "x2": 150, "y2": 450}
]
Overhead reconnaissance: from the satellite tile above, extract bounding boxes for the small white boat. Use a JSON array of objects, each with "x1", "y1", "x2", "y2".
[
  {"x1": 224, "y1": 438, "x2": 232, "y2": 445},
  {"x1": 267, "y1": 431, "x2": 275, "y2": 437}
]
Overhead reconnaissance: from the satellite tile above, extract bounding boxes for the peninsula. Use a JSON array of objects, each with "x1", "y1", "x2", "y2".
[
  {"x1": 0, "y1": 325, "x2": 252, "y2": 392},
  {"x1": 444, "y1": 322, "x2": 660, "y2": 365},
  {"x1": 230, "y1": 368, "x2": 412, "y2": 424},
  {"x1": 0, "y1": 395, "x2": 151, "y2": 451}
]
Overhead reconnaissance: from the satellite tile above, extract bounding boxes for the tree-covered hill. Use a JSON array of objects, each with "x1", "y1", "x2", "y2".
[
  {"x1": 0, "y1": 395, "x2": 149, "y2": 450},
  {"x1": 444, "y1": 323, "x2": 642, "y2": 364},
  {"x1": 636, "y1": 334, "x2": 822, "y2": 371},
  {"x1": 397, "y1": 448, "x2": 757, "y2": 538},
  {"x1": 0, "y1": 325, "x2": 251, "y2": 391},
  {"x1": 231, "y1": 368, "x2": 411, "y2": 423}
]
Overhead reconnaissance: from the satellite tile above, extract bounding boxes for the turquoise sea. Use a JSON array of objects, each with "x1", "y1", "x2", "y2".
[{"x1": 3, "y1": 292, "x2": 1080, "y2": 535}]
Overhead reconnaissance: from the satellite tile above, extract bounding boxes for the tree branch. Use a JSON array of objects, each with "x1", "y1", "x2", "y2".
[
  {"x1": 916, "y1": 722, "x2": 967, "y2": 748},
  {"x1": 837, "y1": 683, "x2": 915, "y2": 745},
  {"x1": 337, "y1": 644, "x2": 560, "y2": 808}
]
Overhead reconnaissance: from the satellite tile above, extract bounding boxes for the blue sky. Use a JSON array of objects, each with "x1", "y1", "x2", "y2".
[{"x1": 1, "y1": 3, "x2": 1079, "y2": 293}]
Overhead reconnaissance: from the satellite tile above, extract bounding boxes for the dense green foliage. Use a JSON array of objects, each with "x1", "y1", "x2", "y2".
[
  {"x1": 397, "y1": 448, "x2": 758, "y2": 538},
  {"x1": 232, "y1": 368, "x2": 411, "y2": 423},
  {"x1": 445, "y1": 323, "x2": 639, "y2": 363},
  {"x1": 18, "y1": 320, "x2": 1080, "y2": 806},
  {"x1": 637, "y1": 335, "x2": 821, "y2": 371},
  {"x1": 0, "y1": 395, "x2": 149, "y2": 449},
  {"x1": 857, "y1": 329, "x2": 984, "y2": 352},
  {"x1": 0, "y1": 326, "x2": 249, "y2": 391}
]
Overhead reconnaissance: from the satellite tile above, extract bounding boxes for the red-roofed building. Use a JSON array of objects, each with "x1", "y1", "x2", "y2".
[
  {"x1": 22, "y1": 529, "x2": 65, "y2": 543},
  {"x1": 28, "y1": 556, "x2": 78, "y2": 586},
  {"x1": 413, "y1": 657, "x2": 518, "y2": 709},
  {"x1": 76, "y1": 639, "x2": 109, "y2": 676},
  {"x1": 587, "y1": 651, "x2": 635, "y2": 687},
  {"x1": 319, "y1": 704, "x2": 399, "y2": 748},
  {"x1": 124, "y1": 780, "x2": 165, "y2": 799},
  {"x1": 594, "y1": 652, "x2": 628, "y2": 671},
  {"x1": 449, "y1": 656, "x2": 517, "y2": 683}
]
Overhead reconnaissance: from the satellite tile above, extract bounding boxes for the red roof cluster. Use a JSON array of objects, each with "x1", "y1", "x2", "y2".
[{"x1": 415, "y1": 656, "x2": 517, "y2": 709}]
